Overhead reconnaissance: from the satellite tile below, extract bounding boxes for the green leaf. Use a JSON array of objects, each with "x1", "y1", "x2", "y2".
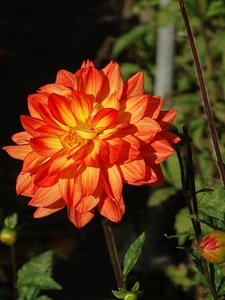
[
  {"x1": 36, "y1": 296, "x2": 53, "y2": 300},
  {"x1": 123, "y1": 232, "x2": 146, "y2": 278},
  {"x1": 111, "y1": 288, "x2": 127, "y2": 299},
  {"x1": 205, "y1": 1, "x2": 225, "y2": 18},
  {"x1": 174, "y1": 208, "x2": 194, "y2": 245},
  {"x1": 112, "y1": 24, "x2": 150, "y2": 58},
  {"x1": 17, "y1": 251, "x2": 62, "y2": 300},
  {"x1": 147, "y1": 186, "x2": 177, "y2": 206},
  {"x1": 4, "y1": 213, "x2": 18, "y2": 229},
  {"x1": 198, "y1": 186, "x2": 225, "y2": 221},
  {"x1": 131, "y1": 281, "x2": 140, "y2": 292}
]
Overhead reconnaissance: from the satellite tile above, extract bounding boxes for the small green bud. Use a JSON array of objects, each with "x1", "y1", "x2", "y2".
[
  {"x1": 0, "y1": 227, "x2": 17, "y2": 245},
  {"x1": 200, "y1": 230, "x2": 225, "y2": 264},
  {"x1": 123, "y1": 292, "x2": 137, "y2": 300}
]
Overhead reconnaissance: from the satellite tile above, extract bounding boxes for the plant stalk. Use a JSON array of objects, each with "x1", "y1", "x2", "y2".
[
  {"x1": 178, "y1": 0, "x2": 225, "y2": 187},
  {"x1": 101, "y1": 217, "x2": 126, "y2": 290},
  {"x1": 10, "y1": 244, "x2": 18, "y2": 300}
]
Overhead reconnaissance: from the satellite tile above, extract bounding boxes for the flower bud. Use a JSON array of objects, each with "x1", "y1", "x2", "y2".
[
  {"x1": 123, "y1": 292, "x2": 137, "y2": 300},
  {"x1": 199, "y1": 230, "x2": 225, "y2": 264},
  {"x1": 0, "y1": 227, "x2": 17, "y2": 246}
]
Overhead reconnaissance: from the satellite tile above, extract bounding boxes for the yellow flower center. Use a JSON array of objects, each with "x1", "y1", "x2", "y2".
[{"x1": 60, "y1": 118, "x2": 103, "y2": 149}]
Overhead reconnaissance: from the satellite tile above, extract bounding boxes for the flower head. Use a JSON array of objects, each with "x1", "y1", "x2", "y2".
[
  {"x1": 3, "y1": 60, "x2": 180, "y2": 228},
  {"x1": 200, "y1": 230, "x2": 225, "y2": 264}
]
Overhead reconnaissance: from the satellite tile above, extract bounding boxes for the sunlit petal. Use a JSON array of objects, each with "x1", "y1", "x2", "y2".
[
  {"x1": 70, "y1": 91, "x2": 93, "y2": 122},
  {"x1": 48, "y1": 93, "x2": 75, "y2": 127},
  {"x1": 3, "y1": 145, "x2": 31, "y2": 160},
  {"x1": 30, "y1": 136, "x2": 63, "y2": 157},
  {"x1": 92, "y1": 108, "x2": 118, "y2": 129},
  {"x1": 118, "y1": 95, "x2": 149, "y2": 124},
  {"x1": 98, "y1": 194, "x2": 125, "y2": 223},
  {"x1": 67, "y1": 207, "x2": 95, "y2": 228}
]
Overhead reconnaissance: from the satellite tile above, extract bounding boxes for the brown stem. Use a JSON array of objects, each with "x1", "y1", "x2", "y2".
[
  {"x1": 101, "y1": 217, "x2": 126, "y2": 290},
  {"x1": 195, "y1": 0, "x2": 222, "y2": 101},
  {"x1": 202, "y1": 258, "x2": 217, "y2": 300},
  {"x1": 176, "y1": 126, "x2": 202, "y2": 243},
  {"x1": 176, "y1": 126, "x2": 217, "y2": 299},
  {"x1": 182, "y1": 126, "x2": 202, "y2": 243},
  {"x1": 178, "y1": 0, "x2": 225, "y2": 187}
]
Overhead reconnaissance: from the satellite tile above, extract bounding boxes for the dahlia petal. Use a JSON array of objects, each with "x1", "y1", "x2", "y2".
[
  {"x1": 119, "y1": 158, "x2": 146, "y2": 184},
  {"x1": 80, "y1": 60, "x2": 95, "y2": 69},
  {"x1": 70, "y1": 91, "x2": 93, "y2": 123},
  {"x1": 12, "y1": 131, "x2": 31, "y2": 144},
  {"x1": 99, "y1": 137, "x2": 123, "y2": 164},
  {"x1": 162, "y1": 131, "x2": 181, "y2": 145},
  {"x1": 16, "y1": 172, "x2": 34, "y2": 196},
  {"x1": 100, "y1": 61, "x2": 124, "y2": 100},
  {"x1": 78, "y1": 66, "x2": 103, "y2": 97},
  {"x1": 122, "y1": 71, "x2": 144, "y2": 97},
  {"x1": 48, "y1": 154, "x2": 76, "y2": 176},
  {"x1": 28, "y1": 94, "x2": 48, "y2": 118},
  {"x1": 83, "y1": 140, "x2": 102, "y2": 166},
  {"x1": 38, "y1": 102, "x2": 67, "y2": 131},
  {"x1": 58, "y1": 167, "x2": 82, "y2": 207},
  {"x1": 144, "y1": 164, "x2": 164, "y2": 186},
  {"x1": 100, "y1": 164, "x2": 122, "y2": 202},
  {"x1": 101, "y1": 92, "x2": 120, "y2": 110},
  {"x1": 141, "y1": 138, "x2": 175, "y2": 164},
  {"x1": 3, "y1": 145, "x2": 31, "y2": 160},
  {"x1": 33, "y1": 202, "x2": 65, "y2": 218},
  {"x1": 158, "y1": 110, "x2": 178, "y2": 126},
  {"x1": 22, "y1": 151, "x2": 46, "y2": 173},
  {"x1": 127, "y1": 163, "x2": 164, "y2": 186},
  {"x1": 134, "y1": 117, "x2": 161, "y2": 143},
  {"x1": 73, "y1": 164, "x2": 100, "y2": 197},
  {"x1": 48, "y1": 93, "x2": 75, "y2": 127},
  {"x1": 28, "y1": 184, "x2": 62, "y2": 207},
  {"x1": 145, "y1": 96, "x2": 162, "y2": 119},
  {"x1": 33, "y1": 162, "x2": 58, "y2": 187},
  {"x1": 76, "y1": 193, "x2": 100, "y2": 214},
  {"x1": 92, "y1": 108, "x2": 118, "y2": 129},
  {"x1": 21, "y1": 115, "x2": 45, "y2": 137},
  {"x1": 55, "y1": 69, "x2": 75, "y2": 88},
  {"x1": 118, "y1": 95, "x2": 149, "y2": 124},
  {"x1": 39, "y1": 83, "x2": 72, "y2": 98},
  {"x1": 36, "y1": 124, "x2": 64, "y2": 136},
  {"x1": 67, "y1": 207, "x2": 95, "y2": 228},
  {"x1": 98, "y1": 194, "x2": 125, "y2": 222},
  {"x1": 30, "y1": 136, "x2": 63, "y2": 157}
]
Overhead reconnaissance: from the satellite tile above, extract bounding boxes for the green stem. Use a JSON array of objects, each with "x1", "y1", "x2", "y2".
[
  {"x1": 101, "y1": 217, "x2": 126, "y2": 290},
  {"x1": 10, "y1": 244, "x2": 18, "y2": 300}
]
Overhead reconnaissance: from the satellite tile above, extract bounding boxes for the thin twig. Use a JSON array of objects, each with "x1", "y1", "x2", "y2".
[{"x1": 178, "y1": 0, "x2": 225, "y2": 187}]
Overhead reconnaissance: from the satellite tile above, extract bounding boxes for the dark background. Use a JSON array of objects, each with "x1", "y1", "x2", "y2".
[{"x1": 0, "y1": 1, "x2": 189, "y2": 299}]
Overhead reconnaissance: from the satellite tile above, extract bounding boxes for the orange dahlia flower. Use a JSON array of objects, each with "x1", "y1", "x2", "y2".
[{"x1": 3, "y1": 60, "x2": 180, "y2": 228}]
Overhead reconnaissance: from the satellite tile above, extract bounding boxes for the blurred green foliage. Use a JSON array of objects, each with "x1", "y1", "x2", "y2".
[
  {"x1": 112, "y1": 0, "x2": 225, "y2": 190},
  {"x1": 112, "y1": 0, "x2": 225, "y2": 297}
]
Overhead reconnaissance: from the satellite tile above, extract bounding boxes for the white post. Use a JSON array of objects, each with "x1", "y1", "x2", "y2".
[{"x1": 154, "y1": 0, "x2": 175, "y2": 100}]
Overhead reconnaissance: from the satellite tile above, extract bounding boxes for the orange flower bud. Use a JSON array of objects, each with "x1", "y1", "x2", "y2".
[{"x1": 200, "y1": 230, "x2": 225, "y2": 264}]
